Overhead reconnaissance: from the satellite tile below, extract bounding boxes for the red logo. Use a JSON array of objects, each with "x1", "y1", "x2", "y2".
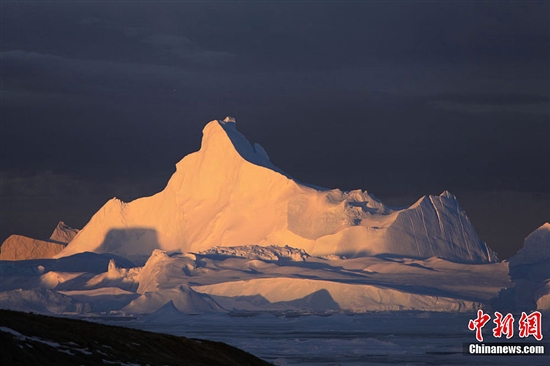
[
  {"x1": 468, "y1": 309, "x2": 491, "y2": 342},
  {"x1": 493, "y1": 311, "x2": 514, "y2": 339},
  {"x1": 519, "y1": 311, "x2": 543, "y2": 341},
  {"x1": 468, "y1": 310, "x2": 543, "y2": 342}
]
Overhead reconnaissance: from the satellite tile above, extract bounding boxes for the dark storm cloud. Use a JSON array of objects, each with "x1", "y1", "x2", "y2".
[
  {"x1": 1, "y1": 51, "x2": 548, "y2": 195},
  {"x1": 141, "y1": 34, "x2": 236, "y2": 64},
  {"x1": 427, "y1": 92, "x2": 550, "y2": 114},
  {"x1": 0, "y1": 170, "x2": 167, "y2": 244},
  {"x1": 4, "y1": 47, "x2": 546, "y2": 192},
  {"x1": 433, "y1": 93, "x2": 550, "y2": 106},
  {"x1": 4, "y1": 1, "x2": 548, "y2": 69},
  {"x1": 1, "y1": 1, "x2": 549, "y2": 257}
]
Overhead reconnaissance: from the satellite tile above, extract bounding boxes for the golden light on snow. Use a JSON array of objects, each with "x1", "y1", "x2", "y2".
[{"x1": 54, "y1": 118, "x2": 496, "y2": 264}]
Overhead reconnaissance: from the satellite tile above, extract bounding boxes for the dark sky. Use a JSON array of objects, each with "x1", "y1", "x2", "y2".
[{"x1": 1, "y1": 1, "x2": 549, "y2": 259}]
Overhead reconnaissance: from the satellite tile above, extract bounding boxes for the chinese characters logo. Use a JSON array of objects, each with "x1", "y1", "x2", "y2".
[{"x1": 468, "y1": 310, "x2": 543, "y2": 342}]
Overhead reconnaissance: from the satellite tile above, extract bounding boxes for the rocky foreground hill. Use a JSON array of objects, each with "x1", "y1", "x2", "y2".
[{"x1": 0, "y1": 309, "x2": 271, "y2": 366}]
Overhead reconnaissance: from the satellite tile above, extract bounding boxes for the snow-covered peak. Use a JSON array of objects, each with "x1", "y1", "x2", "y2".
[
  {"x1": 197, "y1": 118, "x2": 276, "y2": 171},
  {"x1": 410, "y1": 191, "x2": 457, "y2": 208},
  {"x1": 509, "y1": 222, "x2": 550, "y2": 267},
  {"x1": 389, "y1": 191, "x2": 498, "y2": 263},
  {"x1": 440, "y1": 190, "x2": 455, "y2": 199},
  {"x1": 141, "y1": 300, "x2": 187, "y2": 323},
  {"x1": 49, "y1": 221, "x2": 79, "y2": 244},
  {"x1": 56, "y1": 117, "x2": 496, "y2": 264},
  {"x1": 532, "y1": 222, "x2": 550, "y2": 236}
]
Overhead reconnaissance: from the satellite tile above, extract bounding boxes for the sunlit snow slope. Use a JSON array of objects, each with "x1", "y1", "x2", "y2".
[
  {"x1": 0, "y1": 236, "x2": 66, "y2": 261},
  {"x1": 1, "y1": 222, "x2": 79, "y2": 260},
  {"x1": 57, "y1": 117, "x2": 496, "y2": 264}
]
